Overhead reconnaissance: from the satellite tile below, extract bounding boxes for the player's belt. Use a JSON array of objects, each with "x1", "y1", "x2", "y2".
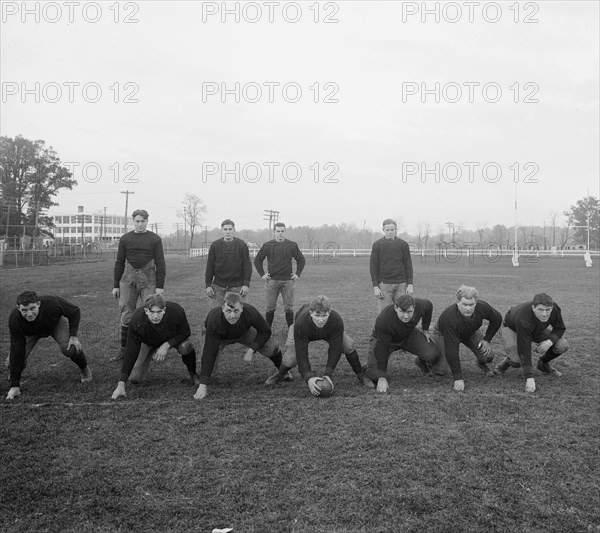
[{"x1": 125, "y1": 259, "x2": 155, "y2": 272}]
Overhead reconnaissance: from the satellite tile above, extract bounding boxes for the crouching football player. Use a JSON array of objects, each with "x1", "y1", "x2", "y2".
[
  {"x1": 111, "y1": 294, "x2": 199, "y2": 399},
  {"x1": 494, "y1": 293, "x2": 569, "y2": 393},
  {"x1": 433, "y1": 285, "x2": 502, "y2": 392},
  {"x1": 265, "y1": 295, "x2": 373, "y2": 396},
  {"x1": 194, "y1": 292, "x2": 286, "y2": 400},
  {"x1": 6, "y1": 291, "x2": 92, "y2": 400},
  {"x1": 364, "y1": 294, "x2": 445, "y2": 393}
]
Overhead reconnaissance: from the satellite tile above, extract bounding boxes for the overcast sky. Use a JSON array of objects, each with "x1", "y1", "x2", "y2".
[{"x1": 2, "y1": 0, "x2": 598, "y2": 234}]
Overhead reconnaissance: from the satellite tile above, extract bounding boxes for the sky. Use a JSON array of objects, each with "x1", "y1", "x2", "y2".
[{"x1": 1, "y1": 0, "x2": 598, "y2": 235}]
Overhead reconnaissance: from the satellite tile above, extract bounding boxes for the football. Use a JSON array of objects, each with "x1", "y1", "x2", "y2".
[{"x1": 317, "y1": 377, "x2": 334, "y2": 398}]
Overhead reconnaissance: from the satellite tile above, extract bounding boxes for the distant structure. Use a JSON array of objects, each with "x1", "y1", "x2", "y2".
[{"x1": 51, "y1": 210, "x2": 127, "y2": 245}]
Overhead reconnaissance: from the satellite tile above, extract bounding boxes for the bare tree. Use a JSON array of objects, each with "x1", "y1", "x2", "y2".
[
  {"x1": 178, "y1": 193, "x2": 206, "y2": 249},
  {"x1": 303, "y1": 226, "x2": 317, "y2": 248}
]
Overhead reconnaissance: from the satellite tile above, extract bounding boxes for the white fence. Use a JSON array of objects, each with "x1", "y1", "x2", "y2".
[{"x1": 190, "y1": 246, "x2": 599, "y2": 261}]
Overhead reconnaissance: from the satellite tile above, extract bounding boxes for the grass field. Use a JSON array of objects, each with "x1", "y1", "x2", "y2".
[{"x1": 1, "y1": 255, "x2": 599, "y2": 533}]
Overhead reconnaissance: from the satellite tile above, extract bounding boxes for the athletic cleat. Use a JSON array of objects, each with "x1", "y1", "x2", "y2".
[
  {"x1": 80, "y1": 366, "x2": 93, "y2": 382},
  {"x1": 478, "y1": 362, "x2": 495, "y2": 377},
  {"x1": 357, "y1": 372, "x2": 375, "y2": 389},
  {"x1": 265, "y1": 371, "x2": 285, "y2": 386},
  {"x1": 537, "y1": 360, "x2": 562, "y2": 377},
  {"x1": 109, "y1": 347, "x2": 125, "y2": 362},
  {"x1": 414, "y1": 357, "x2": 431, "y2": 375},
  {"x1": 494, "y1": 357, "x2": 512, "y2": 375}
]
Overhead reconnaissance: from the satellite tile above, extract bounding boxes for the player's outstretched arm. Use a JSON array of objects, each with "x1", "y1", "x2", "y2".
[
  {"x1": 111, "y1": 381, "x2": 127, "y2": 400},
  {"x1": 6, "y1": 387, "x2": 21, "y2": 400}
]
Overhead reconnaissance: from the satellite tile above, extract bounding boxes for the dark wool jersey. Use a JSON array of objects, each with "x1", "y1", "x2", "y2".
[
  {"x1": 205, "y1": 237, "x2": 252, "y2": 288},
  {"x1": 254, "y1": 239, "x2": 306, "y2": 279},
  {"x1": 372, "y1": 299, "x2": 433, "y2": 373},
  {"x1": 436, "y1": 300, "x2": 502, "y2": 379},
  {"x1": 120, "y1": 302, "x2": 191, "y2": 381},
  {"x1": 200, "y1": 303, "x2": 271, "y2": 384},
  {"x1": 8, "y1": 296, "x2": 81, "y2": 386},
  {"x1": 293, "y1": 304, "x2": 344, "y2": 381},
  {"x1": 370, "y1": 237, "x2": 414, "y2": 286},
  {"x1": 504, "y1": 301, "x2": 566, "y2": 377},
  {"x1": 113, "y1": 230, "x2": 166, "y2": 288}
]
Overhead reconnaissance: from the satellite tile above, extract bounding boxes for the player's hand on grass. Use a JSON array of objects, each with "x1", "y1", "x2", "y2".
[
  {"x1": 6, "y1": 387, "x2": 21, "y2": 400},
  {"x1": 453, "y1": 380, "x2": 465, "y2": 392},
  {"x1": 376, "y1": 377, "x2": 389, "y2": 393},
  {"x1": 243, "y1": 348, "x2": 254, "y2": 362},
  {"x1": 193, "y1": 384, "x2": 208, "y2": 400},
  {"x1": 240, "y1": 285, "x2": 250, "y2": 297},
  {"x1": 373, "y1": 286, "x2": 384, "y2": 299},
  {"x1": 406, "y1": 284, "x2": 414, "y2": 295},
  {"x1": 308, "y1": 377, "x2": 322, "y2": 396},
  {"x1": 112, "y1": 288, "x2": 120, "y2": 299},
  {"x1": 525, "y1": 378, "x2": 536, "y2": 393},
  {"x1": 111, "y1": 381, "x2": 126, "y2": 400},
  {"x1": 206, "y1": 287, "x2": 215, "y2": 298},
  {"x1": 67, "y1": 336, "x2": 83, "y2": 354},
  {"x1": 152, "y1": 343, "x2": 170, "y2": 362}
]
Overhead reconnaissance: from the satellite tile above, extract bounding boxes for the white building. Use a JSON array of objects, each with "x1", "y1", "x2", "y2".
[{"x1": 51, "y1": 211, "x2": 128, "y2": 245}]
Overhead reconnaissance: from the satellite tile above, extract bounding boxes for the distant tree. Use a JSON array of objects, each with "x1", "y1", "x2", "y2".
[
  {"x1": 0, "y1": 135, "x2": 76, "y2": 246},
  {"x1": 178, "y1": 193, "x2": 206, "y2": 249},
  {"x1": 565, "y1": 196, "x2": 599, "y2": 249}
]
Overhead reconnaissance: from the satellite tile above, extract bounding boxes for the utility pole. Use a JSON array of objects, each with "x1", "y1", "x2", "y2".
[
  {"x1": 121, "y1": 190, "x2": 135, "y2": 233},
  {"x1": 183, "y1": 207, "x2": 187, "y2": 250},
  {"x1": 103, "y1": 206, "x2": 107, "y2": 243},
  {"x1": 445, "y1": 221, "x2": 455, "y2": 243},
  {"x1": 263, "y1": 209, "x2": 280, "y2": 239}
]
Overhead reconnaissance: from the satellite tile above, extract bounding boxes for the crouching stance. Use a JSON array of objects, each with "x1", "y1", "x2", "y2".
[
  {"x1": 194, "y1": 292, "x2": 285, "y2": 400},
  {"x1": 7, "y1": 291, "x2": 92, "y2": 400},
  {"x1": 365, "y1": 294, "x2": 444, "y2": 393},
  {"x1": 434, "y1": 285, "x2": 502, "y2": 392},
  {"x1": 111, "y1": 294, "x2": 198, "y2": 399},
  {"x1": 495, "y1": 293, "x2": 569, "y2": 393},
  {"x1": 265, "y1": 295, "x2": 373, "y2": 396}
]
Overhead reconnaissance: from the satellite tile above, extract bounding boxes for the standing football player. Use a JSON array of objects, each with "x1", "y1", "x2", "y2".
[
  {"x1": 254, "y1": 222, "x2": 306, "y2": 328},
  {"x1": 370, "y1": 218, "x2": 414, "y2": 314},
  {"x1": 205, "y1": 219, "x2": 252, "y2": 308},
  {"x1": 111, "y1": 209, "x2": 166, "y2": 362}
]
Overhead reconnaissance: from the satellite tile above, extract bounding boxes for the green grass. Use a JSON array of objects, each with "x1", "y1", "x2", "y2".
[{"x1": 1, "y1": 255, "x2": 599, "y2": 532}]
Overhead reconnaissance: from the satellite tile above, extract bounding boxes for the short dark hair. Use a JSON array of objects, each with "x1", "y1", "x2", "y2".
[
  {"x1": 394, "y1": 294, "x2": 414, "y2": 310},
  {"x1": 533, "y1": 293, "x2": 553, "y2": 307},
  {"x1": 132, "y1": 209, "x2": 149, "y2": 219},
  {"x1": 143, "y1": 293, "x2": 166, "y2": 309},
  {"x1": 223, "y1": 292, "x2": 243, "y2": 307},
  {"x1": 274, "y1": 222, "x2": 286, "y2": 230},
  {"x1": 16, "y1": 291, "x2": 39, "y2": 306},
  {"x1": 309, "y1": 295, "x2": 331, "y2": 313},
  {"x1": 382, "y1": 218, "x2": 396, "y2": 228}
]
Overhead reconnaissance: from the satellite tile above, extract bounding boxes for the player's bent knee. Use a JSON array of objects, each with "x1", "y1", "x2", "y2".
[
  {"x1": 177, "y1": 341, "x2": 194, "y2": 355},
  {"x1": 62, "y1": 345, "x2": 78, "y2": 358},
  {"x1": 553, "y1": 338, "x2": 569, "y2": 354}
]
